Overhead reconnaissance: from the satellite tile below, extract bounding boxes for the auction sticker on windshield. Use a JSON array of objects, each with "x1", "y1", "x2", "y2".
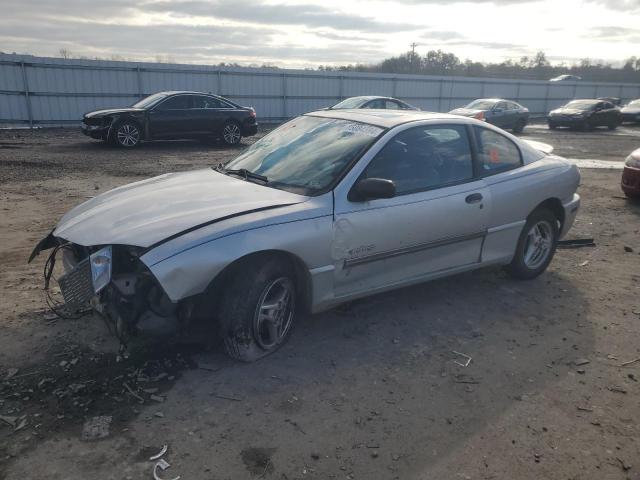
[{"x1": 340, "y1": 122, "x2": 384, "y2": 137}]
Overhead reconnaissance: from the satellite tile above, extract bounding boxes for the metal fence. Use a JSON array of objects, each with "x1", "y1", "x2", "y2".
[{"x1": 1, "y1": 53, "x2": 640, "y2": 127}]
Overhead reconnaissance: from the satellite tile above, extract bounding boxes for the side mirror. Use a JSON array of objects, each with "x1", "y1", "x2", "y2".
[{"x1": 349, "y1": 178, "x2": 396, "y2": 202}]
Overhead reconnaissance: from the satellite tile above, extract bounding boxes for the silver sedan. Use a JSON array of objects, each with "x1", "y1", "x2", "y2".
[{"x1": 30, "y1": 110, "x2": 581, "y2": 361}]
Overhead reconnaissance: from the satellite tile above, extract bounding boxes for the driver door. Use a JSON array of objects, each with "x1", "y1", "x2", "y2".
[{"x1": 332, "y1": 124, "x2": 490, "y2": 298}]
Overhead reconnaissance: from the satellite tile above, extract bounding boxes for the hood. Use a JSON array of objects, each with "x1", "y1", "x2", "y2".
[
  {"x1": 550, "y1": 108, "x2": 590, "y2": 116},
  {"x1": 449, "y1": 108, "x2": 483, "y2": 117},
  {"x1": 84, "y1": 108, "x2": 143, "y2": 118},
  {"x1": 53, "y1": 169, "x2": 307, "y2": 248}
]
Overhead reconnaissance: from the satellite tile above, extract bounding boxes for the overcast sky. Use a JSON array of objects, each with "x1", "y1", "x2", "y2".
[{"x1": 1, "y1": 0, "x2": 639, "y2": 68}]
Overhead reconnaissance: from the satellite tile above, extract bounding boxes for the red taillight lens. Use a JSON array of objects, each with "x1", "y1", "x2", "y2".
[
  {"x1": 474, "y1": 111, "x2": 485, "y2": 121},
  {"x1": 250, "y1": 108, "x2": 256, "y2": 118}
]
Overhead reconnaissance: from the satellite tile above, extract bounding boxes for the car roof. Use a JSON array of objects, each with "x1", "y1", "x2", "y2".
[
  {"x1": 157, "y1": 91, "x2": 222, "y2": 97},
  {"x1": 306, "y1": 109, "x2": 466, "y2": 128}
]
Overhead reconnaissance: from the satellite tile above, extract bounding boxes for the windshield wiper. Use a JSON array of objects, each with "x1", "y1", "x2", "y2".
[{"x1": 214, "y1": 164, "x2": 268, "y2": 183}]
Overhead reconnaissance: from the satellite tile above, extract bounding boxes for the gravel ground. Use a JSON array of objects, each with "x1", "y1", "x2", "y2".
[{"x1": 0, "y1": 123, "x2": 639, "y2": 480}]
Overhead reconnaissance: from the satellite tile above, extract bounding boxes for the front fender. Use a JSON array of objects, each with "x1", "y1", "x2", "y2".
[{"x1": 142, "y1": 214, "x2": 334, "y2": 302}]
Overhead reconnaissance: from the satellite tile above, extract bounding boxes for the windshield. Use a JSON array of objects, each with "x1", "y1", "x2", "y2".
[
  {"x1": 564, "y1": 100, "x2": 598, "y2": 110},
  {"x1": 331, "y1": 97, "x2": 368, "y2": 109},
  {"x1": 132, "y1": 93, "x2": 167, "y2": 109},
  {"x1": 223, "y1": 116, "x2": 384, "y2": 195},
  {"x1": 466, "y1": 100, "x2": 496, "y2": 110}
]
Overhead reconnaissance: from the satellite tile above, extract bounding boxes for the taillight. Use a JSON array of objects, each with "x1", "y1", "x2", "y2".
[
  {"x1": 474, "y1": 111, "x2": 485, "y2": 121},
  {"x1": 249, "y1": 107, "x2": 256, "y2": 118}
]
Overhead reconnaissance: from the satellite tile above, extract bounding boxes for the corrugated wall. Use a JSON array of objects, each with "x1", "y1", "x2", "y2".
[{"x1": 1, "y1": 53, "x2": 639, "y2": 126}]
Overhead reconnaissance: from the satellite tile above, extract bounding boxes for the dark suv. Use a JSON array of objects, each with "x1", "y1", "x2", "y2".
[{"x1": 81, "y1": 91, "x2": 258, "y2": 147}]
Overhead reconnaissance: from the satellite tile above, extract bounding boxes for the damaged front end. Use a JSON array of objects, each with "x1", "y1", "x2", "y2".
[{"x1": 30, "y1": 236, "x2": 186, "y2": 344}]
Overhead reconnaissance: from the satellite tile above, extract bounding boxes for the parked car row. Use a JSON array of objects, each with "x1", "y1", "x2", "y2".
[{"x1": 82, "y1": 91, "x2": 640, "y2": 149}]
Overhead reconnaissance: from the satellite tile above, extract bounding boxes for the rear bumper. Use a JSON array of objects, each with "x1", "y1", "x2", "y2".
[
  {"x1": 560, "y1": 193, "x2": 581, "y2": 239},
  {"x1": 622, "y1": 166, "x2": 640, "y2": 197},
  {"x1": 242, "y1": 123, "x2": 258, "y2": 136}
]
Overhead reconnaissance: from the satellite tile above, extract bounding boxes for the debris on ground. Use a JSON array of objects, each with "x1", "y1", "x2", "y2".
[
  {"x1": 149, "y1": 444, "x2": 168, "y2": 461},
  {"x1": 619, "y1": 357, "x2": 640, "y2": 367},
  {"x1": 4, "y1": 368, "x2": 19, "y2": 380},
  {"x1": 608, "y1": 385, "x2": 628, "y2": 394},
  {"x1": 452, "y1": 351, "x2": 472, "y2": 367},
  {"x1": 153, "y1": 458, "x2": 181, "y2": 480},
  {"x1": 557, "y1": 238, "x2": 596, "y2": 249},
  {"x1": 616, "y1": 457, "x2": 632, "y2": 472},
  {"x1": 623, "y1": 246, "x2": 634, "y2": 253},
  {"x1": 0, "y1": 415, "x2": 18, "y2": 427},
  {"x1": 574, "y1": 358, "x2": 590, "y2": 366},
  {"x1": 81, "y1": 415, "x2": 112, "y2": 441}
]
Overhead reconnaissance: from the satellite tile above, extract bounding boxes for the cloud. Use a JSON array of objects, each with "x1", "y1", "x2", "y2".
[{"x1": 144, "y1": 0, "x2": 422, "y2": 33}]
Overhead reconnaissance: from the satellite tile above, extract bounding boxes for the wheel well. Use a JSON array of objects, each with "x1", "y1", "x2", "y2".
[
  {"x1": 206, "y1": 250, "x2": 312, "y2": 314},
  {"x1": 110, "y1": 115, "x2": 144, "y2": 138},
  {"x1": 532, "y1": 198, "x2": 564, "y2": 229}
]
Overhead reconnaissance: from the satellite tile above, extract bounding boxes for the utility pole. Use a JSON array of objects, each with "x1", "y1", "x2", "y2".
[{"x1": 410, "y1": 42, "x2": 419, "y2": 73}]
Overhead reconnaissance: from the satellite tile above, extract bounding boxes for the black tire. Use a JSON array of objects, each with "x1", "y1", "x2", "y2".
[
  {"x1": 512, "y1": 119, "x2": 526, "y2": 134},
  {"x1": 111, "y1": 120, "x2": 141, "y2": 148},
  {"x1": 608, "y1": 121, "x2": 618, "y2": 130},
  {"x1": 218, "y1": 256, "x2": 297, "y2": 362},
  {"x1": 506, "y1": 208, "x2": 559, "y2": 280},
  {"x1": 221, "y1": 121, "x2": 242, "y2": 146},
  {"x1": 547, "y1": 122, "x2": 557, "y2": 130}
]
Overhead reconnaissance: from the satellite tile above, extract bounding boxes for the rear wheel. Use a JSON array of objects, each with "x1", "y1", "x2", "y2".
[
  {"x1": 506, "y1": 209, "x2": 559, "y2": 280},
  {"x1": 218, "y1": 256, "x2": 297, "y2": 362},
  {"x1": 608, "y1": 121, "x2": 618, "y2": 130},
  {"x1": 112, "y1": 121, "x2": 141, "y2": 148},
  {"x1": 221, "y1": 122, "x2": 242, "y2": 146}
]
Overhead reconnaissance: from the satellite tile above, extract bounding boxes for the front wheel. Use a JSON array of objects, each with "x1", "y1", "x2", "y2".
[
  {"x1": 112, "y1": 121, "x2": 141, "y2": 148},
  {"x1": 221, "y1": 122, "x2": 242, "y2": 146},
  {"x1": 218, "y1": 256, "x2": 297, "y2": 361},
  {"x1": 506, "y1": 209, "x2": 559, "y2": 280}
]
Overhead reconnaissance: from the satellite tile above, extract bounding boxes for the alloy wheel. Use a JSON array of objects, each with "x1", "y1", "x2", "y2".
[
  {"x1": 223, "y1": 124, "x2": 241, "y2": 144},
  {"x1": 116, "y1": 124, "x2": 140, "y2": 147},
  {"x1": 523, "y1": 220, "x2": 553, "y2": 270},
  {"x1": 253, "y1": 277, "x2": 295, "y2": 350}
]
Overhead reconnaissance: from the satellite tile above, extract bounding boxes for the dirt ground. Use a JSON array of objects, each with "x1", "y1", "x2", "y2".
[{"x1": 0, "y1": 122, "x2": 639, "y2": 480}]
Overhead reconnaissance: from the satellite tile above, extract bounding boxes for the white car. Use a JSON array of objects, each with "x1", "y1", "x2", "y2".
[{"x1": 30, "y1": 110, "x2": 581, "y2": 361}]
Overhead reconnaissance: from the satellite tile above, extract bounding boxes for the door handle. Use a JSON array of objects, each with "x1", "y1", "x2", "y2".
[{"x1": 465, "y1": 193, "x2": 483, "y2": 204}]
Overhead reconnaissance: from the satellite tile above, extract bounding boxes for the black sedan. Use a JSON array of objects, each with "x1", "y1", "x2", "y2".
[
  {"x1": 547, "y1": 99, "x2": 621, "y2": 131},
  {"x1": 621, "y1": 99, "x2": 640, "y2": 124},
  {"x1": 327, "y1": 96, "x2": 418, "y2": 110},
  {"x1": 81, "y1": 91, "x2": 259, "y2": 147},
  {"x1": 448, "y1": 98, "x2": 529, "y2": 133}
]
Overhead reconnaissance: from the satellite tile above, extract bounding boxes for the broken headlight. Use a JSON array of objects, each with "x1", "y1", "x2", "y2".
[{"x1": 90, "y1": 246, "x2": 112, "y2": 293}]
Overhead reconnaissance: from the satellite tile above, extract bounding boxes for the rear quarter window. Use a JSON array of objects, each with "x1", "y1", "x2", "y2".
[{"x1": 474, "y1": 126, "x2": 522, "y2": 175}]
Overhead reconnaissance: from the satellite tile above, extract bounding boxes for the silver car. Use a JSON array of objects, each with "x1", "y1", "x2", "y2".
[{"x1": 30, "y1": 110, "x2": 581, "y2": 361}]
